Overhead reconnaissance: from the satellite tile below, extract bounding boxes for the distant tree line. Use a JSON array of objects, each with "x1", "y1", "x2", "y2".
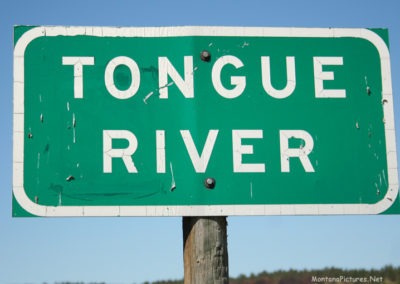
[
  {"x1": 147, "y1": 266, "x2": 400, "y2": 284},
  {"x1": 45, "y1": 265, "x2": 400, "y2": 284},
  {"x1": 229, "y1": 265, "x2": 400, "y2": 284}
]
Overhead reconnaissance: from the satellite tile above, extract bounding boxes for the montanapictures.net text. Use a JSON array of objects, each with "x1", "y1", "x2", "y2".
[{"x1": 311, "y1": 275, "x2": 383, "y2": 283}]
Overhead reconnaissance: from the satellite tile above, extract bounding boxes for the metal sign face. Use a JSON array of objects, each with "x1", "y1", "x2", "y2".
[{"x1": 13, "y1": 26, "x2": 399, "y2": 217}]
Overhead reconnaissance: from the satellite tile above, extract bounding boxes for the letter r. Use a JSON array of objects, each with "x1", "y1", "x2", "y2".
[{"x1": 103, "y1": 130, "x2": 138, "y2": 173}]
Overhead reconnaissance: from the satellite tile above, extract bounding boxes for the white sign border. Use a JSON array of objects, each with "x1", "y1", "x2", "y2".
[{"x1": 13, "y1": 26, "x2": 399, "y2": 216}]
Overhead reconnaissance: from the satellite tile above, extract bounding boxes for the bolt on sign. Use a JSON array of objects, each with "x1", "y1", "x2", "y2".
[{"x1": 13, "y1": 26, "x2": 399, "y2": 217}]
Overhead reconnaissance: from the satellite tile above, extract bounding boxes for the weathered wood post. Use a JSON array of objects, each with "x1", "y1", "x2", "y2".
[{"x1": 183, "y1": 216, "x2": 229, "y2": 283}]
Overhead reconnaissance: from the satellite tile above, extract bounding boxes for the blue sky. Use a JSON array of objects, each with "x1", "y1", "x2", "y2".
[{"x1": 1, "y1": 0, "x2": 400, "y2": 283}]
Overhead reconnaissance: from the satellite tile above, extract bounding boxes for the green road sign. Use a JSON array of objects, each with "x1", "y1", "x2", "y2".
[{"x1": 13, "y1": 26, "x2": 399, "y2": 216}]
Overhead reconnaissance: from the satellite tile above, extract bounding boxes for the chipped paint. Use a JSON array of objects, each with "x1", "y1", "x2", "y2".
[
  {"x1": 239, "y1": 41, "x2": 250, "y2": 48},
  {"x1": 365, "y1": 76, "x2": 371, "y2": 95},
  {"x1": 72, "y1": 113, "x2": 76, "y2": 143},
  {"x1": 36, "y1": 152, "x2": 40, "y2": 169},
  {"x1": 170, "y1": 162, "x2": 176, "y2": 192},
  {"x1": 143, "y1": 91, "x2": 154, "y2": 104}
]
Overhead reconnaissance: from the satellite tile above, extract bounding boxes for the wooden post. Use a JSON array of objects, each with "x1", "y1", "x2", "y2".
[{"x1": 183, "y1": 216, "x2": 229, "y2": 284}]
